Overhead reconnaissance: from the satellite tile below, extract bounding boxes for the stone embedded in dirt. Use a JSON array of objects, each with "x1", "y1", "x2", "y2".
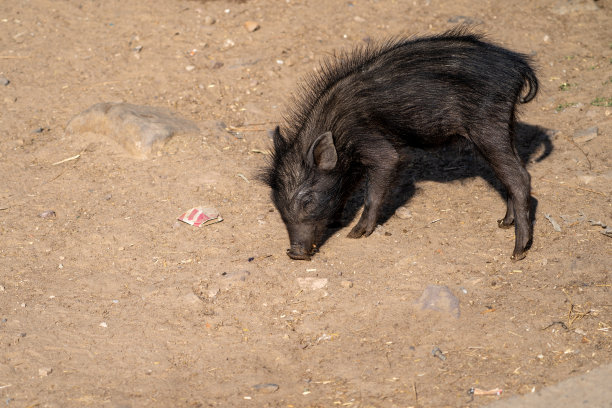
[
  {"x1": 221, "y1": 270, "x2": 250, "y2": 282},
  {"x1": 340, "y1": 280, "x2": 353, "y2": 288},
  {"x1": 447, "y1": 15, "x2": 484, "y2": 24},
  {"x1": 545, "y1": 214, "x2": 562, "y2": 232},
  {"x1": 415, "y1": 285, "x2": 460, "y2": 318},
  {"x1": 395, "y1": 206, "x2": 413, "y2": 219},
  {"x1": 251, "y1": 383, "x2": 279, "y2": 393},
  {"x1": 297, "y1": 277, "x2": 328, "y2": 290},
  {"x1": 66, "y1": 102, "x2": 199, "y2": 158},
  {"x1": 38, "y1": 210, "x2": 57, "y2": 219},
  {"x1": 38, "y1": 367, "x2": 53, "y2": 376},
  {"x1": 244, "y1": 21, "x2": 260, "y2": 32},
  {"x1": 589, "y1": 220, "x2": 607, "y2": 228},
  {"x1": 203, "y1": 15, "x2": 216, "y2": 25},
  {"x1": 0, "y1": 76, "x2": 9, "y2": 86},
  {"x1": 552, "y1": 0, "x2": 599, "y2": 15},
  {"x1": 573, "y1": 126, "x2": 598, "y2": 143}
]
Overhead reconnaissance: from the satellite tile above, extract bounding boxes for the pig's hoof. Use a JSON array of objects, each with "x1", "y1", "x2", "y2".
[
  {"x1": 347, "y1": 225, "x2": 366, "y2": 238},
  {"x1": 347, "y1": 230, "x2": 363, "y2": 239},
  {"x1": 497, "y1": 219, "x2": 514, "y2": 229},
  {"x1": 510, "y1": 251, "x2": 527, "y2": 261},
  {"x1": 287, "y1": 250, "x2": 311, "y2": 260}
]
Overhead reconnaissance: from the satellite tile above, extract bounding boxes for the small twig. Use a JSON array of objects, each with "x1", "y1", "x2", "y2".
[
  {"x1": 473, "y1": 388, "x2": 503, "y2": 396},
  {"x1": 237, "y1": 173, "x2": 250, "y2": 183},
  {"x1": 564, "y1": 135, "x2": 592, "y2": 170},
  {"x1": 52, "y1": 154, "x2": 81, "y2": 166},
  {"x1": 250, "y1": 149, "x2": 270, "y2": 155},
  {"x1": 542, "y1": 321, "x2": 569, "y2": 331},
  {"x1": 227, "y1": 126, "x2": 269, "y2": 132},
  {"x1": 567, "y1": 303, "x2": 591, "y2": 328}
]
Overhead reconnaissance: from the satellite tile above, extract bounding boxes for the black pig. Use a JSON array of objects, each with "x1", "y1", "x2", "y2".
[{"x1": 262, "y1": 29, "x2": 538, "y2": 261}]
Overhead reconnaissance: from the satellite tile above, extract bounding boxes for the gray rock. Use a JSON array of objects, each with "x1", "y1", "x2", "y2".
[
  {"x1": 297, "y1": 277, "x2": 328, "y2": 290},
  {"x1": 447, "y1": 15, "x2": 484, "y2": 24},
  {"x1": 38, "y1": 210, "x2": 57, "y2": 219},
  {"x1": 415, "y1": 285, "x2": 460, "y2": 318},
  {"x1": 251, "y1": 383, "x2": 279, "y2": 393},
  {"x1": 395, "y1": 206, "x2": 413, "y2": 219},
  {"x1": 66, "y1": 103, "x2": 199, "y2": 158},
  {"x1": 545, "y1": 214, "x2": 562, "y2": 232},
  {"x1": 0, "y1": 76, "x2": 9, "y2": 86},
  {"x1": 573, "y1": 126, "x2": 598, "y2": 143},
  {"x1": 552, "y1": 0, "x2": 599, "y2": 15}
]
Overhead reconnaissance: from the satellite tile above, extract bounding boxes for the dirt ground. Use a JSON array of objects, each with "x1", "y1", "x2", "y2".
[{"x1": 1, "y1": 0, "x2": 610, "y2": 406}]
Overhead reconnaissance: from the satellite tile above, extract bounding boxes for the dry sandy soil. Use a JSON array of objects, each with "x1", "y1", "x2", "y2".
[{"x1": 1, "y1": 0, "x2": 611, "y2": 406}]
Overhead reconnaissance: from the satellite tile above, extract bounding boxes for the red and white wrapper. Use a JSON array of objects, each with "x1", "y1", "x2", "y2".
[{"x1": 178, "y1": 206, "x2": 223, "y2": 227}]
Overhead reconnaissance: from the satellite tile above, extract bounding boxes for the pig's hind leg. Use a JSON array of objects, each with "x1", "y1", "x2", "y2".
[
  {"x1": 496, "y1": 143, "x2": 524, "y2": 229},
  {"x1": 347, "y1": 139, "x2": 400, "y2": 239},
  {"x1": 471, "y1": 125, "x2": 532, "y2": 260}
]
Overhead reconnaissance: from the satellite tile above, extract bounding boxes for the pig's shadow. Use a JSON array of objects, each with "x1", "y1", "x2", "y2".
[{"x1": 321, "y1": 123, "x2": 553, "y2": 246}]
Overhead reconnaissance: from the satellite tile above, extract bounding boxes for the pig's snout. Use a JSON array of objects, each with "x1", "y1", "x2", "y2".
[{"x1": 286, "y1": 224, "x2": 319, "y2": 260}]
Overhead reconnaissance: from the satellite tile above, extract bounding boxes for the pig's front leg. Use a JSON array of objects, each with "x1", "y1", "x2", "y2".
[{"x1": 348, "y1": 142, "x2": 399, "y2": 238}]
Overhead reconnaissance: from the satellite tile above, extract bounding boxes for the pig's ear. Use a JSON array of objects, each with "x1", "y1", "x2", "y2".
[
  {"x1": 308, "y1": 131, "x2": 337, "y2": 170},
  {"x1": 272, "y1": 126, "x2": 286, "y2": 151}
]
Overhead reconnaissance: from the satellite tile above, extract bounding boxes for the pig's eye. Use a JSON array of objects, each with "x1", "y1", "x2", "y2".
[{"x1": 300, "y1": 193, "x2": 316, "y2": 212}]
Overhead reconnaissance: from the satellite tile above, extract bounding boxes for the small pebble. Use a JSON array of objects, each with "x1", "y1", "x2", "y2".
[
  {"x1": 221, "y1": 270, "x2": 250, "y2": 282},
  {"x1": 39, "y1": 367, "x2": 53, "y2": 377},
  {"x1": 251, "y1": 383, "x2": 279, "y2": 394},
  {"x1": 185, "y1": 65, "x2": 196, "y2": 72},
  {"x1": 395, "y1": 206, "x2": 412, "y2": 219},
  {"x1": 297, "y1": 277, "x2": 328, "y2": 290},
  {"x1": 340, "y1": 280, "x2": 353, "y2": 288},
  {"x1": 244, "y1": 21, "x2": 260, "y2": 32},
  {"x1": 573, "y1": 126, "x2": 598, "y2": 144},
  {"x1": 416, "y1": 285, "x2": 460, "y2": 318},
  {"x1": 99, "y1": 322, "x2": 108, "y2": 328},
  {"x1": 0, "y1": 76, "x2": 9, "y2": 86},
  {"x1": 203, "y1": 16, "x2": 216, "y2": 25},
  {"x1": 38, "y1": 210, "x2": 57, "y2": 219}
]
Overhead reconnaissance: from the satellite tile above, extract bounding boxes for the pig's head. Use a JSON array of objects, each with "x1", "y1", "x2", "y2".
[{"x1": 262, "y1": 126, "x2": 343, "y2": 260}]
